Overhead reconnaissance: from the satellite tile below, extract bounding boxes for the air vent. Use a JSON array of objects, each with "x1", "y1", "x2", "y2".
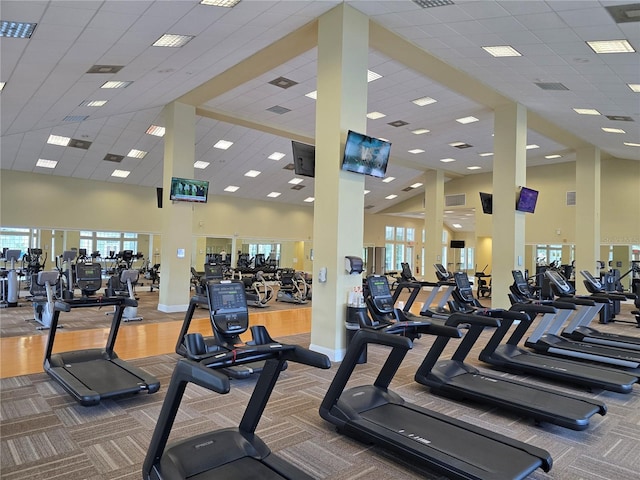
[
  {"x1": 606, "y1": 4, "x2": 640, "y2": 23},
  {"x1": 388, "y1": 120, "x2": 409, "y2": 127},
  {"x1": 606, "y1": 115, "x2": 634, "y2": 122},
  {"x1": 63, "y1": 115, "x2": 89, "y2": 122},
  {"x1": 266, "y1": 105, "x2": 291, "y2": 115},
  {"x1": 566, "y1": 191, "x2": 576, "y2": 206},
  {"x1": 104, "y1": 153, "x2": 124, "y2": 163},
  {"x1": 450, "y1": 142, "x2": 473, "y2": 149},
  {"x1": 268, "y1": 76, "x2": 298, "y2": 89},
  {"x1": 535, "y1": 82, "x2": 569, "y2": 91},
  {"x1": 445, "y1": 193, "x2": 466, "y2": 207},
  {"x1": 402, "y1": 186, "x2": 414, "y2": 192},
  {"x1": 283, "y1": 163, "x2": 295, "y2": 170},
  {"x1": 68, "y1": 139, "x2": 92, "y2": 150},
  {"x1": 291, "y1": 184, "x2": 305, "y2": 190},
  {"x1": 412, "y1": 0, "x2": 454, "y2": 8},
  {"x1": 86, "y1": 65, "x2": 124, "y2": 74},
  {"x1": 364, "y1": 205, "x2": 376, "y2": 209}
]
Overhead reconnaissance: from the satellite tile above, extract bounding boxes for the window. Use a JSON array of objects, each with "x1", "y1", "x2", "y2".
[
  {"x1": 1, "y1": 227, "x2": 36, "y2": 254},
  {"x1": 385, "y1": 226, "x2": 415, "y2": 271},
  {"x1": 81, "y1": 231, "x2": 138, "y2": 257}
]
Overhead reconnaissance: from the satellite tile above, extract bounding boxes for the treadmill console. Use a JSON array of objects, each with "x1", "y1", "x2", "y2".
[
  {"x1": 207, "y1": 280, "x2": 249, "y2": 335},
  {"x1": 367, "y1": 276, "x2": 394, "y2": 313},
  {"x1": 75, "y1": 262, "x2": 102, "y2": 294},
  {"x1": 203, "y1": 263, "x2": 224, "y2": 280},
  {"x1": 580, "y1": 270, "x2": 602, "y2": 290},
  {"x1": 512, "y1": 270, "x2": 529, "y2": 295},
  {"x1": 453, "y1": 272, "x2": 474, "y2": 302},
  {"x1": 434, "y1": 263, "x2": 450, "y2": 281},
  {"x1": 545, "y1": 270, "x2": 572, "y2": 295}
]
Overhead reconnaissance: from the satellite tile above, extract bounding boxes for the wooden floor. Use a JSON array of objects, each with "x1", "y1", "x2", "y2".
[{"x1": 0, "y1": 307, "x2": 312, "y2": 379}]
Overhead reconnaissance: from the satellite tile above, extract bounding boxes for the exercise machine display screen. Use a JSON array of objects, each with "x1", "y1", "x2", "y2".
[
  {"x1": 369, "y1": 277, "x2": 390, "y2": 298},
  {"x1": 210, "y1": 282, "x2": 245, "y2": 312}
]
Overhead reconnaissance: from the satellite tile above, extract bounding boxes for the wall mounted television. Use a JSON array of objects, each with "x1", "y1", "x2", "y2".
[
  {"x1": 479, "y1": 192, "x2": 493, "y2": 214},
  {"x1": 516, "y1": 186, "x2": 539, "y2": 213},
  {"x1": 169, "y1": 177, "x2": 209, "y2": 203},
  {"x1": 341, "y1": 130, "x2": 391, "y2": 179},
  {"x1": 291, "y1": 140, "x2": 315, "y2": 178}
]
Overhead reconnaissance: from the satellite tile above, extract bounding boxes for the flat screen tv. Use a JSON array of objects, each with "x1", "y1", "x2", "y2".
[
  {"x1": 169, "y1": 177, "x2": 209, "y2": 203},
  {"x1": 450, "y1": 240, "x2": 466, "y2": 249},
  {"x1": 291, "y1": 140, "x2": 315, "y2": 178},
  {"x1": 479, "y1": 192, "x2": 493, "y2": 214},
  {"x1": 516, "y1": 186, "x2": 539, "y2": 213},
  {"x1": 341, "y1": 130, "x2": 391, "y2": 179}
]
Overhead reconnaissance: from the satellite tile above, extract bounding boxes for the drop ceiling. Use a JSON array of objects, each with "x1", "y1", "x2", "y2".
[{"x1": 1, "y1": 0, "x2": 638, "y2": 234}]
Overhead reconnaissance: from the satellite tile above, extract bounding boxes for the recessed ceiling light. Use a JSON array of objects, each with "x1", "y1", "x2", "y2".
[
  {"x1": 304, "y1": 197, "x2": 315, "y2": 203},
  {"x1": 456, "y1": 116, "x2": 479, "y2": 124},
  {"x1": 602, "y1": 127, "x2": 626, "y2": 133},
  {"x1": 587, "y1": 39, "x2": 635, "y2": 54},
  {"x1": 364, "y1": 190, "x2": 370, "y2": 195},
  {"x1": 268, "y1": 152, "x2": 286, "y2": 161},
  {"x1": 412, "y1": 128, "x2": 430, "y2": 135},
  {"x1": 146, "y1": 125, "x2": 165, "y2": 137},
  {"x1": 479, "y1": 152, "x2": 493, "y2": 157},
  {"x1": 482, "y1": 45, "x2": 522, "y2": 57},
  {"x1": 367, "y1": 111, "x2": 386, "y2": 119},
  {"x1": 367, "y1": 70, "x2": 382, "y2": 82},
  {"x1": 244, "y1": 170, "x2": 261, "y2": 177},
  {"x1": 194, "y1": 161, "x2": 210, "y2": 169},
  {"x1": 382, "y1": 177, "x2": 395, "y2": 183},
  {"x1": 408, "y1": 149, "x2": 425, "y2": 154},
  {"x1": 385, "y1": 194, "x2": 398, "y2": 200},
  {"x1": 153, "y1": 34, "x2": 194, "y2": 48},
  {"x1": 267, "y1": 192, "x2": 281, "y2": 198},
  {"x1": 289, "y1": 178, "x2": 304, "y2": 185},
  {"x1": 573, "y1": 108, "x2": 601, "y2": 115},
  {"x1": 545, "y1": 154, "x2": 562, "y2": 159},
  {"x1": 444, "y1": 210, "x2": 454, "y2": 214},
  {"x1": 0, "y1": 82, "x2": 5, "y2": 91},
  {"x1": 0, "y1": 21, "x2": 37, "y2": 38},
  {"x1": 440, "y1": 158, "x2": 456, "y2": 163},
  {"x1": 410, "y1": 182, "x2": 423, "y2": 188},
  {"x1": 452, "y1": 223, "x2": 462, "y2": 229},
  {"x1": 47, "y1": 134, "x2": 71, "y2": 146},
  {"x1": 624, "y1": 142, "x2": 640, "y2": 147},
  {"x1": 526, "y1": 144, "x2": 540, "y2": 149},
  {"x1": 305, "y1": 90, "x2": 317, "y2": 100},
  {"x1": 80, "y1": 100, "x2": 108, "y2": 107},
  {"x1": 200, "y1": 0, "x2": 241, "y2": 6},
  {"x1": 224, "y1": 185, "x2": 239, "y2": 192},
  {"x1": 36, "y1": 159, "x2": 57, "y2": 169},
  {"x1": 449, "y1": 141, "x2": 465, "y2": 147},
  {"x1": 127, "y1": 149, "x2": 147, "y2": 159},
  {"x1": 628, "y1": 83, "x2": 640, "y2": 92},
  {"x1": 214, "y1": 139, "x2": 233, "y2": 150},
  {"x1": 101, "y1": 80, "x2": 132, "y2": 89},
  {"x1": 467, "y1": 166, "x2": 481, "y2": 170},
  {"x1": 412, "y1": 96, "x2": 437, "y2": 106},
  {"x1": 111, "y1": 169, "x2": 130, "y2": 178}
]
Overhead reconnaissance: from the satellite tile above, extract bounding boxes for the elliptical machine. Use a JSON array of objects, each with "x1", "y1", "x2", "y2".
[
  {"x1": 106, "y1": 269, "x2": 143, "y2": 322},
  {"x1": 31, "y1": 270, "x2": 62, "y2": 330},
  {"x1": 276, "y1": 270, "x2": 308, "y2": 304},
  {"x1": 1, "y1": 249, "x2": 22, "y2": 308},
  {"x1": 243, "y1": 270, "x2": 274, "y2": 308}
]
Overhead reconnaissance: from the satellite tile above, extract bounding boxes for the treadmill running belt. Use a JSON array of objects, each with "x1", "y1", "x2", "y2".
[
  {"x1": 189, "y1": 457, "x2": 285, "y2": 480},
  {"x1": 62, "y1": 359, "x2": 144, "y2": 396},
  {"x1": 362, "y1": 403, "x2": 544, "y2": 478}
]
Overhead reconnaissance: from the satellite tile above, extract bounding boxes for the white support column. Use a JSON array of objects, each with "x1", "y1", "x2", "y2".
[
  {"x1": 309, "y1": 4, "x2": 369, "y2": 361},
  {"x1": 492, "y1": 102, "x2": 527, "y2": 308},
  {"x1": 424, "y1": 169, "x2": 445, "y2": 282},
  {"x1": 158, "y1": 102, "x2": 195, "y2": 313}
]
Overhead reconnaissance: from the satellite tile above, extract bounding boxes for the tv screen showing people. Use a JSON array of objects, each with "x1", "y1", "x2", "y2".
[
  {"x1": 169, "y1": 177, "x2": 209, "y2": 203},
  {"x1": 341, "y1": 130, "x2": 391, "y2": 179}
]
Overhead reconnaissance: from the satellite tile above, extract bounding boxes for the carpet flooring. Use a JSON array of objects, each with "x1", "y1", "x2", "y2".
[{"x1": 2, "y1": 316, "x2": 640, "y2": 479}]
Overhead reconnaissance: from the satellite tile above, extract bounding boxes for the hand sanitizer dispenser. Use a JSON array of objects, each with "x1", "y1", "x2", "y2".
[{"x1": 345, "y1": 256, "x2": 364, "y2": 275}]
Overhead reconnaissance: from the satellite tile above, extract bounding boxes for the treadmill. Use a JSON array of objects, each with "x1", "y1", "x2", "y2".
[
  {"x1": 143, "y1": 280, "x2": 331, "y2": 480},
  {"x1": 478, "y1": 270, "x2": 637, "y2": 394},
  {"x1": 415, "y1": 304, "x2": 606, "y2": 431},
  {"x1": 524, "y1": 270, "x2": 640, "y2": 370},
  {"x1": 320, "y1": 328, "x2": 552, "y2": 480},
  {"x1": 557, "y1": 270, "x2": 640, "y2": 350},
  {"x1": 44, "y1": 262, "x2": 160, "y2": 406},
  {"x1": 416, "y1": 272, "x2": 606, "y2": 429}
]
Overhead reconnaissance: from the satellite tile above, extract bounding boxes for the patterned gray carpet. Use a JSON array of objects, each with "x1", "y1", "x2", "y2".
[{"x1": 2, "y1": 321, "x2": 640, "y2": 479}]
